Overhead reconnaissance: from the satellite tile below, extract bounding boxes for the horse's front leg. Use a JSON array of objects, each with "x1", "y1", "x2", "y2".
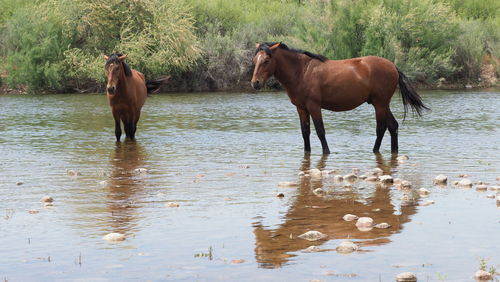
[
  {"x1": 309, "y1": 106, "x2": 330, "y2": 155},
  {"x1": 297, "y1": 107, "x2": 311, "y2": 153},
  {"x1": 112, "y1": 110, "x2": 122, "y2": 142}
]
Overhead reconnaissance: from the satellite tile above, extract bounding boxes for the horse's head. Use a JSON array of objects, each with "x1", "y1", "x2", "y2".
[
  {"x1": 251, "y1": 42, "x2": 280, "y2": 90},
  {"x1": 104, "y1": 54, "x2": 129, "y2": 95}
]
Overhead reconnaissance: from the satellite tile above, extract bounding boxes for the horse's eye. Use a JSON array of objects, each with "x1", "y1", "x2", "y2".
[{"x1": 263, "y1": 59, "x2": 270, "y2": 65}]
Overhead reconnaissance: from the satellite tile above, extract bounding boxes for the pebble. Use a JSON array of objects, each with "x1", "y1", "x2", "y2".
[
  {"x1": 452, "y1": 180, "x2": 459, "y2": 186},
  {"x1": 333, "y1": 175, "x2": 344, "y2": 182},
  {"x1": 309, "y1": 168, "x2": 322, "y2": 178},
  {"x1": 459, "y1": 174, "x2": 470, "y2": 178},
  {"x1": 365, "y1": 176, "x2": 379, "y2": 182},
  {"x1": 276, "y1": 193, "x2": 285, "y2": 198},
  {"x1": 379, "y1": 175, "x2": 394, "y2": 184},
  {"x1": 44, "y1": 202, "x2": 54, "y2": 207},
  {"x1": 400, "y1": 180, "x2": 412, "y2": 189},
  {"x1": 458, "y1": 179, "x2": 473, "y2": 187},
  {"x1": 28, "y1": 209, "x2": 39, "y2": 214},
  {"x1": 397, "y1": 155, "x2": 409, "y2": 162},
  {"x1": 303, "y1": 246, "x2": 322, "y2": 253},
  {"x1": 40, "y1": 196, "x2": 54, "y2": 203},
  {"x1": 343, "y1": 174, "x2": 358, "y2": 182},
  {"x1": 395, "y1": 272, "x2": 417, "y2": 282},
  {"x1": 16, "y1": 182, "x2": 23, "y2": 186},
  {"x1": 418, "y1": 188, "x2": 430, "y2": 195},
  {"x1": 67, "y1": 169, "x2": 81, "y2": 177},
  {"x1": 298, "y1": 230, "x2": 327, "y2": 241},
  {"x1": 371, "y1": 168, "x2": 383, "y2": 176},
  {"x1": 298, "y1": 171, "x2": 305, "y2": 176},
  {"x1": 278, "y1": 181, "x2": 298, "y2": 188},
  {"x1": 476, "y1": 184, "x2": 487, "y2": 191},
  {"x1": 358, "y1": 175, "x2": 367, "y2": 180},
  {"x1": 165, "y1": 202, "x2": 180, "y2": 208},
  {"x1": 489, "y1": 186, "x2": 499, "y2": 191},
  {"x1": 374, "y1": 223, "x2": 391, "y2": 229},
  {"x1": 434, "y1": 174, "x2": 447, "y2": 185},
  {"x1": 231, "y1": 259, "x2": 245, "y2": 264},
  {"x1": 355, "y1": 217, "x2": 374, "y2": 228},
  {"x1": 103, "y1": 233, "x2": 126, "y2": 242},
  {"x1": 342, "y1": 214, "x2": 358, "y2": 221},
  {"x1": 486, "y1": 194, "x2": 495, "y2": 199},
  {"x1": 474, "y1": 270, "x2": 493, "y2": 281},
  {"x1": 420, "y1": 200, "x2": 435, "y2": 206},
  {"x1": 336, "y1": 241, "x2": 359, "y2": 253}
]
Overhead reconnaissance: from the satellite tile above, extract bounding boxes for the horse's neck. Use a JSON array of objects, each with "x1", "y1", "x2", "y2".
[
  {"x1": 274, "y1": 51, "x2": 310, "y2": 91},
  {"x1": 116, "y1": 73, "x2": 131, "y2": 99}
]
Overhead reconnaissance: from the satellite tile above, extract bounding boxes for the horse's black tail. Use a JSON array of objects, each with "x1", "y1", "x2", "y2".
[
  {"x1": 397, "y1": 67, "x2": 430, "y2": 120},
  {"x1": 146, "y1": 76, "x2": 170, "y2": 95}
]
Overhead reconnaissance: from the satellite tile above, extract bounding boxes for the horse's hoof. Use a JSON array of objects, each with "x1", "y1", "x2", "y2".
[{"x1": 322, "y1": 150, "x2": 331, "y2": 155}]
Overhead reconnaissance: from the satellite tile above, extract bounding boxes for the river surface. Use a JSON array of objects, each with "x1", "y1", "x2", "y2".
[{"x1": 0, "y1": 90, "x2": 499, "y2": 281}]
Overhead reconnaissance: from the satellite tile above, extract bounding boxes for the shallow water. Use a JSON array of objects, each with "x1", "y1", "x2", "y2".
[{"x1": 0, "y1": 90, "x2": 499, "y2": 281}]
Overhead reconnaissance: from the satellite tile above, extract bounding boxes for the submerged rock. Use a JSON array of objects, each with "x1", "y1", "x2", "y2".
[
  {"x1": 371, "y1": 168, "x2": 383, "y2": 176},
  {"x1": 434, "y1": 174, "x2": 448, "y2": 185},
  {"x1": 476, "y1": 184, "x2": 487, "y2": 191},
  {"x1": 134, "y1": 168, "x2": 148, "y2": 174},
  {"x1": 313, "y1": 188, "x2": 325, "y2": 195},
  {"x1": 374, "y1": 223, "x2": 391, "y2": 229},
  {"x1": 276, "y1": 193, "x2": 285, "y2": 198},
  {"x1": 474, "y1": 270, "x2": 493, "y2": 281},
  {"x1": 397, "y1": 155, "x2": 409, "y2": 163},
  {"x1": 400, "y1": 180, "x2": 412, "y2": 189},
  {"x1": 309, "y1": 168, "x2": 322, "y2": 178},
  {"x1": 303, "y1": 246, "x2": 322, "y2": 253},
  {"x1": 420, "y1": 200, "x2": 435, "y2": 206},
  {"x1": 333, "y1": 175, "x2": 344, "y2": 182},
  {"x1": 486, "y1": 194, "x2": 495, "y2": 199},
  {"x1": 16, "y1": 182, "x2": 23, "y2": 186},
  {"x1": 231, "y1": 259, "x2": 245, "y2": 264},
  {"x1": 67, "y1": 169, "x2": 81, "y2": 177},
  {"x1": 458, "y1": 179, "x2": 473, "y2": 187},
  {"x1": 342, "y1": 214, "x2": 358, "y2": 221},
  {"x1": 40, "y1": 196, "x2": 53, "y2": 203},
  {"x1": 278, "y1": 181, "x2": 298, "y2": 188},
  {"x1": 379, "y1": 175, "x2": 394, "y2": 184},
  {"x1": 394, "y1": 178, "x2": 402, "y2": 184},
  {"x1": 418, "y1": 188, "x2": 430, "y2": 195},
  {"x1": 321, "y1": 170, "x2": 331, "y2": 177},
  {"x1": 352, "y1": 168, "x2": 361, "y2": 174},
  {"x1": 365, "y1": 176, "x2": 379, "y2": 182},
  {"x1": 396, "y1": 272, "x2": 417, "y2": 282},
  {"x1": 298, "y1": 230, "x2": 327, "y2": 241},
  {"x1": 343, "y1": 174, "x2": 358, "y2": 182},
  {"x1": 44, "y1": 202, "x2": 54, "y2": 207},
  {"x1": 452, "y1": 180, "x2": 460, "y2": 186},
  {"x1": 297, "y1": 171, "x2": 305, "y2": 176},
  {"x1": 336, "y1": 241, "x2": 359, "y2": 253},
  {"x1": 358, "y1": 175, "x2": 367, "y2": 180},
  {"x1": 355, "y1": 217, "x2": 374, "y2": 228},
  {"x1": 103, "y1": 233, "x2": 126, "y2": 242}
]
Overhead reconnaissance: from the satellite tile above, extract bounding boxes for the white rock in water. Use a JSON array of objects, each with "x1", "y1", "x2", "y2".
[
  {"x1": 476, "y1": 184, "x2": 487, "y2": 191},
  {"x1": 397, "y1": 155, "x2": 409, "y2": 162},
  {"x1": 358, "y1": 175, "x2": 367, "y2": 180},
  {"x1": 103, "y1": 233, "x2": 126, "y2": 242},
  {"x1": 452, "y1": 180, "x2": 459, "y2": 186},
  {"x1": 420, "y1": 200, "x2": 435, "y2": 206},
  {"x1": 489, "y1": 186, "x2": 499, "y2": 191},
  {"x1": 67, "y1": 169, "x2": 81, "y2": 177},
  {"x1": 434, "y1": 174, "x2": 447, "y2": 184},
  {"x1": 486, "y1": 194, "x2": 495, "y2": 199},
  {"x1": 278, "y1": 181, "x2": 298, "y2": 188},
  {"x1": 355, "y1": 217, "x2": 374, "y2": 228},
  {"x1": 474, "y1": 270, "x2": 493, "y2": 281},
  {"x1": 400, "y1": 180, "x2": 412, "y2": 189},
  {"x1": 297, "y1": 171, "x2": 305, "y2": 176},
  {"x1": 134, "y1": 168, "x2": 148, "y2": 174},
  {"x1": 497, "y1": 176, "x2": 500, "y2": 182},
  {"x1": 496, "y1": 194, "x2": 500, "y2": 203},
  {"x1": 344, "y1": 174, "x2": 358, "y2": 182},
  {"x1": 365, "y1": 176, "x2": 379, "y2": 182},
  {"x1": 313, "y1": 188, "x2": 325, "y2": 195},
  {"x1": 394, "y1": 178, "x2": 402, "y2": 184},
  {"x1": 165, "y1": 202, "x2": 180, "y2": 207},
  {"x1": 374, "y1": 222, "x2": 391, "y2": 229},
  {"x1": 396, "y1": 272, "x2": 417, "y2": 282},
  {"x1": 342, "y1": 214, "x2": 358, "y2": 221},
  {"x1": 298, "y1": 230, "x2": 327, "y2": 241},
  {"x1": 43, "y1": 202, "x2": 54, "y2": 207},
  {"x1": 458, "y1": 179, "x2": 473, "y2": 187},
  {"x1": 336, "y1": 241, "x2": 359, "y2": 253},
  {"x1": 40, "y1": 196, "x2": 54, "y2": 203},
  {"x1": 333, "y1": 175, "x2": 344, "y2": 182},
  {"x1": 303, "y1": 246, "x2": 322, "y2": 253},
  {"x1": 371, "y1": 168, "x2": 383, "y2": 176},
  {"x1": 309, "y1": 168, "x2": 322, "y2": 178},
  {"x1": 379, "y1": 175, "x2": 394, "y2": 184},
  {"x1": 418, "y1": 188, "x2": 430, "y2": 195}
]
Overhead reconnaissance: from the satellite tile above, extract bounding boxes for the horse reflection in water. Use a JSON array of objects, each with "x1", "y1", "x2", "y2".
[
  {"x1": 253, "y1": 154, "x2": 418, "y2": 268},
  {"x1": 104, "y1": 142, "x2": 147, "y2": 234}
]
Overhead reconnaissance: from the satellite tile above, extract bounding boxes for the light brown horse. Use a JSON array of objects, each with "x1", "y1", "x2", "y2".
[
  {"x1": 251, "y1": 42, "x2": 429, "y2": 154},
  {"x1": 104, "y1": 53, "x2": 165, "y2": 141}
]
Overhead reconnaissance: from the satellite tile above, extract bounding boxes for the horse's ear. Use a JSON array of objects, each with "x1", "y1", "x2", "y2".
[
  {"x1": 255, "y1": 42, "x2": 260, "y2": 49},
  {"x1": 103, "y1": 55, "x2": 109, "y2": 61},
  {"x1": 269, "y1": 42, "x2": 280, "y2": 50},
  {"x1": 118, "y1": 54, "x2": 128, "y2": 61}
]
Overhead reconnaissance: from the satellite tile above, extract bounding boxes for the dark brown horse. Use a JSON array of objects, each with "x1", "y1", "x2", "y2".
[
  {"x1": 104, "y1": 54, "x2": 166, "y2": 141},
  {"x1": 251, "y1": 42, "x2": 429, "y2": 154}
]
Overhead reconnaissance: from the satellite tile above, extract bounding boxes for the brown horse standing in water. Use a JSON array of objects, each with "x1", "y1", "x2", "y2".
[
  {"x1": 251, "y1": 42, "x2": 429, "y2": 154},
  {"x1": 104, "y1": 54, "x2": 166, "y2": 141}
]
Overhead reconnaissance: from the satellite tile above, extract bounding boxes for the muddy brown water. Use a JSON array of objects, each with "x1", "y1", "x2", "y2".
[{"x1": 0, "y1": 90, "x2": 499, "y2": 281}]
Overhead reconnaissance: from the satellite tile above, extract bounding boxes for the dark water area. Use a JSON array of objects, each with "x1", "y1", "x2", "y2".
[{"x1": 0, "y1": 90, "x2": 499, "y2": 281}]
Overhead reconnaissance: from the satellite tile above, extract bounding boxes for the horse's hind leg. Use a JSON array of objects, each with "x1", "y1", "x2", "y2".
[
  {"x1": 297, "y1": 107, "x2": 311, "y2": 153},
  {"x1": 373, "y1": 106, "x2": 388, "y2": 153},
  {"x1": 387, "y1": 110, "x2": 399, "y2": 153},
  {"x1": 309, "y1": 106, "x2": 330, "y2": 154}
]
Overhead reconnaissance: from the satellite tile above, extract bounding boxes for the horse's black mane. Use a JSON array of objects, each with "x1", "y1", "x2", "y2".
[
  {"x1": 255, "y1": 42, "x2": 328, "y2": 62},
  {"x1": 105, "y1": 53, "x2": 132, "y2": 77}
]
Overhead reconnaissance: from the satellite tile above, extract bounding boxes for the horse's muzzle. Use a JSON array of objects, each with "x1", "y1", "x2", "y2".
[
  {"x1": 251, "y1": 80, "x2": 262, "y2": 90},
  {"x1": 107, "y1": 86, "x2": 116, "y2": 95}
]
